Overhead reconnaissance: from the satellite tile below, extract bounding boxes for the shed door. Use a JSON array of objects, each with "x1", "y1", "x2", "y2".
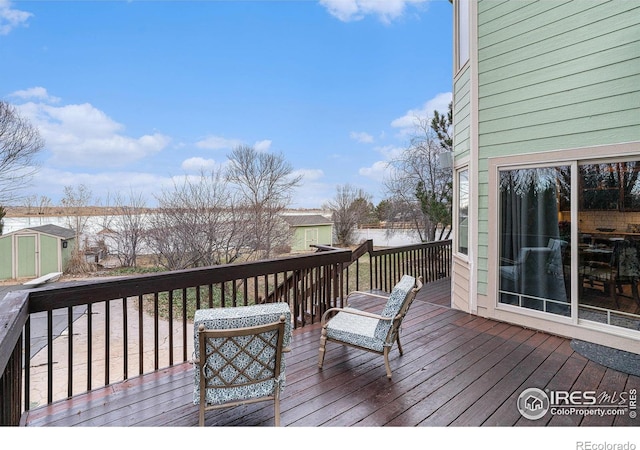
[
  {"x1": 305, "y1": 228, "x2": 319, "y2": 248},
  {"x1": 17, "y1": 235, "x2": 37, "y2": 278},
  {"x1": 40, "y1": 235, "x2": 59, "y2": 275}
]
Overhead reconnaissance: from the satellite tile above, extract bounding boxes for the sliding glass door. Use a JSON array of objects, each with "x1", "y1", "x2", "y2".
[
  {"x1": 498, "y1": 166, "x2": 570, "y2": 316},
  {"x1": 578, "y1": 161, "x2": 640, "y2": 331},
  {"x1": 498, "y1": 159, "x2": 640, "y2": 333}
]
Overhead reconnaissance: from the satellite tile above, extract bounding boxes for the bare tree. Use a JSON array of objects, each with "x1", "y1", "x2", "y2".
[
  {"x1": 384, "y1": 115, "x2": 452, "y2": 242},
  {"x1": 107, "y1": 190, "x2": 149, "y2": 267},
  {"x1": 60, "y1": 184, "x2": 94, "y2": 246},
  {"x1": 0, "y1": 205, "x2": 5, "y2": 235},
  {"x1": 22, "y1": 194, "x2": 51, "y2": 215},
  {"x1": 323, "y1": 184, "x2": 373, "y2": 246},
  {"x1": 0, "y1": 101, "x2": 44, "y2": 205},
  {"x1": 58, "y1": 184, "x2": 96, "y2": 274},
  {"x1": 225, "y1": 145, "x2": 302, "y2": 260},
  {"x1": 146, "y1": 170, "x2": 252, "y2": 270}
]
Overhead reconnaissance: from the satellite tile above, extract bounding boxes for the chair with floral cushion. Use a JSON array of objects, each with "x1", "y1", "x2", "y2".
[
  {"x1": 193, "y1": 302, "x2": 292, "y2": 426},
  {"x1": 317, "y1": 274, "x2": 423, "y2": 380}
]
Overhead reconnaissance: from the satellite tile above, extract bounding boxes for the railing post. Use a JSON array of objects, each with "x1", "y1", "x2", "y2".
[
  {"x1": 0, "y1": 290, "x2": 29, "y2": 426},
  {"x1": 0, "y1": 338, "x2": 22, "y2": 426}
]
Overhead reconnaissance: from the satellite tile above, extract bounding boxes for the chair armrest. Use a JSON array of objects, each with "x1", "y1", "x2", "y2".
[
  {"x1": 320, "y1": 306, "x2": 392, "y2": 327},
  {"x1": 346, "y1": 290, "x2": 389, "y2": 301}
]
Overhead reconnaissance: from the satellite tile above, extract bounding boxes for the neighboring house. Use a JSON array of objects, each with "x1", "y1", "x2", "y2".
[
  {"x1": 0, "y1": 224, "x2": 76, "y2": 281},
  {"x1": 450, "y1": 0, "x2": 640, "y2": 354},
  {"x1": 282, "y1": 214, "x2": 333, "y2": 252}
]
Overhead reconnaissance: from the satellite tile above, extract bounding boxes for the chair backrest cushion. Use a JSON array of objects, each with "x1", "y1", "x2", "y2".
[
  {"x1": 374, "y1": 275, "x2": 416, "y2": 341},
  {"x1": 615, "y1": 239, "x2": 640, "y2": 279}
]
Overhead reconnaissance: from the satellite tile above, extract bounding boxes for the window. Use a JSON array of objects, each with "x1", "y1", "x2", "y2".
[
  {"x1": 455, "y1": 0, "x2": 469, "y2": 71},
  {"x1": 457, "y1": 168, "x2": 469, "y2": 255}
]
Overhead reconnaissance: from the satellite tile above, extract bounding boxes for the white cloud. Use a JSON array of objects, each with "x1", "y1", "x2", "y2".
[
  {"x1": 22, "y1": 166, "x2": 175, "y2": 206},
  {"x1": 254, "y1": 139, "x2": 272, "y2": 152},
  {"x1": 0, "y1": 0, "x2": 33, "y2": 35},
  {"x1": 359, "y1": 160, "x2": 390, "y2": 182},
  {"x1": 350, "y1": 131, "x2": 374, "y2": 144},
  {"x1": 181, "y1": 157, "x2": 218, "y2": 172},
  {"x1": 195, "y1": 135, "x2": 242, "y2": 150},
  {"x1": 293, "y1": 168, "x2": 324, "y2": 182},
  {"x1": 391, "y1": 91, "x2": 452, "y2": 135},
  {"x1": 319, "y1": 0, "x2": 428, "y2": 24},
  {"x1": 10, "y1": 86, "x2": 60, "y2": 103},
  {"x1": 375, "y1": 144, "x2": 405, "y2": 160},
  {"x1": 16, "y1": 100, "x2": 170, "y2": 168}
]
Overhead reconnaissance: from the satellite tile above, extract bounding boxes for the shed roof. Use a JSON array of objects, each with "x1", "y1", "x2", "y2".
[
  {"x1": 282, "y1": 214, "x2": 332, "y2": 227},
  {"x1": 14, "y1": 224, "x2": 76, "y2": 240}
]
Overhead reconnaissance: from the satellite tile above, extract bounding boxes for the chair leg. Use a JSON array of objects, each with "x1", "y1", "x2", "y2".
[
  {"x1": 274, "y1": 390, "x2": 281, "y2": 427},
  {"x1": 396, "y1": 334, "x2": 403, "y2": 356},
  {"x1": 199, "y1": 367, "x2": 205, "y2": 426},
  {"x1": 611, "y1": 281, "x2": 621, "y2": 308},
  {"x1": 318, "y1": 327, "x2": 327, "y2": 369},
  {"x1": 632, "y1": 281, "x2": 640, "y2": 309},
  {"x1": 383, "y1": 347, "x2": 392, "y2": 380}
]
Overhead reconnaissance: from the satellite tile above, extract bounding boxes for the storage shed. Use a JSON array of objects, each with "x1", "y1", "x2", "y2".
[
  {"x1": 0, "y1": 224, "x2": 76, "y2": 281},
  {"x1": 282, "y1": 214, "x2": 333, "y2": 252}
]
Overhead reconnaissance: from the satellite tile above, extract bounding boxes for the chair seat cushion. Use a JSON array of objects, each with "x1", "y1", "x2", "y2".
[{"x1": 325, "y1": 308, "x2": 384, "y2": 353}]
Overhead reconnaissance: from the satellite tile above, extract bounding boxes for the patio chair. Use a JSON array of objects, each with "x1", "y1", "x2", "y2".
[
  {"x1": 317, "y1": 274, "x2": 423, "y2": 379},
  {"x1": 582, "y1": 238, "x2": 640, "y2": 309},
  {"x1": 193, "y1": 302, "x2": 292, "y2": 426}
]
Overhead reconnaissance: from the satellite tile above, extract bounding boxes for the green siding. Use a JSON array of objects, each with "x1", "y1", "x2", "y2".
[
  {"x1": 61, "y1": 240, "x2": 74, "y2": 271},
  {"x1": 0, "y1": 236, "x2": 12, "y2": 280},
  {"x1": 453, "y1": 64, "x2": 471, "y2": 160},
  {"x1": 472, "y1": 0, "x2": 640, "y2": 292},
  {"x1": 40, "y1": 235, "x2": 59, "y2": 274}
]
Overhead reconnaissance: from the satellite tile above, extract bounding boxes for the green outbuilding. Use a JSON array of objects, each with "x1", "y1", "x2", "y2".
[
  {"x1": 0, "y1": 224, "x2": 76, "y2": 281},
  {"x1": 282, "y1": 214, "x2": 333, "y2": 252}
]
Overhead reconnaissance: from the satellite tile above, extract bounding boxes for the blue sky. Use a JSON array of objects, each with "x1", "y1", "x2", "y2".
[{"x1": 1, "y1": 0, "x2": 453, "y2": 209}]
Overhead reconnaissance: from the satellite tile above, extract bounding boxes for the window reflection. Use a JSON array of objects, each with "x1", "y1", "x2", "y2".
[
  {"x1": 498, "y1": 167, "x2": 571, "y2": 316},
  {"x1": 578, "y1": 160, "x2": 640, "y2": 330},
  {"x1": 458, "y1": 169, "x2": 469, "y2": 255}
]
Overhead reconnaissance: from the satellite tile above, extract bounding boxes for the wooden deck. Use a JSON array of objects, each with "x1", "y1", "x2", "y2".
[{"x1": 22, "y1": 278, "x2": 639, "y2": 427}]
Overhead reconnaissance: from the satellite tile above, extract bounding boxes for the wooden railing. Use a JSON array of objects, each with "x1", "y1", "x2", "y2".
[
  {"x1": 315, "y1": 239, "x2": 452, "y2": 294},
  {"x1": 0, "y1": 239, "x2": 451, "y2": 426}
]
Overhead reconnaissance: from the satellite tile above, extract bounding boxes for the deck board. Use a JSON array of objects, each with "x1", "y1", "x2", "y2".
[{"x1": 22, "y1": 278, "x2": 639, "y2": 427}]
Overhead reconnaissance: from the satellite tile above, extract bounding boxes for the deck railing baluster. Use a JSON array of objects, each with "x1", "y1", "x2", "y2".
[
  {"x1": 67, "y1": 306, "x2": 73, "y2": 398},
  {"x1": 138, "y1": 295, "x2": 144, "y2": 375},
  {"x1": 122, "y1": 297, "x2": 128, "y2": 381}
]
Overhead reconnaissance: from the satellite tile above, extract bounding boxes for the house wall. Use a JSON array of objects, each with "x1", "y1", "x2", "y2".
[
  {"x1": 0, "y1": 236, "x2": 12, "y2": 280},
  {"x1": 61, "y1": 239, "x2": 74, "y2": 270},
  {"x1": 453, "y1": 64, "x2": 471, "y2": 160},
  {"x1": 474, "y1": 0, "x2": 640, "y2": 296}
]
